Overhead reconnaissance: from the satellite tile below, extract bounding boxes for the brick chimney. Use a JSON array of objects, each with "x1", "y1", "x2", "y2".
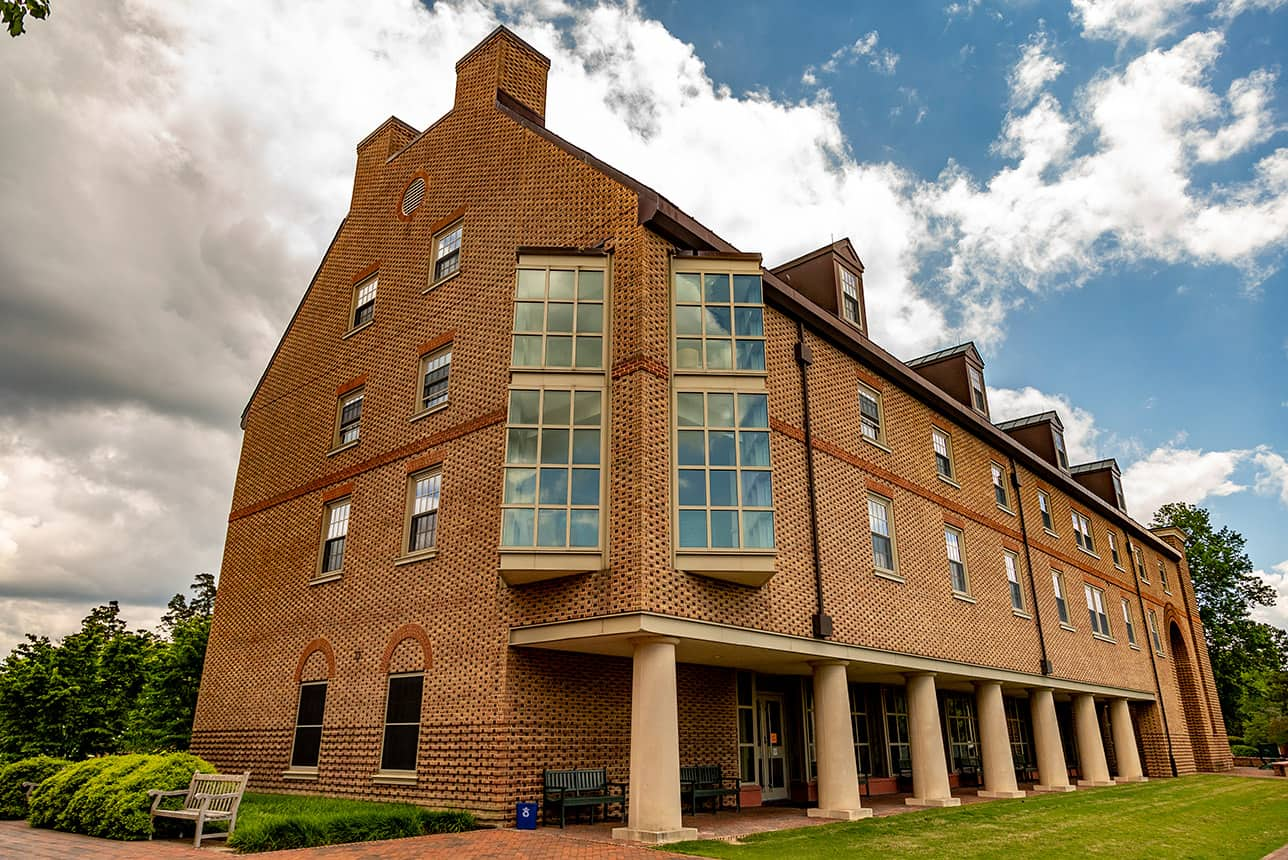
[{"x1": 454, "y1": 26, "x2": 551, "y2": 123}]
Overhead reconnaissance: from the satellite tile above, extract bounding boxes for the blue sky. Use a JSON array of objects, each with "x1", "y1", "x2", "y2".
[{"x1": 0, "y1": 0, "x2": 1285, "y2": 648}]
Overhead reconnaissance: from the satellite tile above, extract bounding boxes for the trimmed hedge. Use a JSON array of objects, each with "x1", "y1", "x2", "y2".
[
  {"x1": 0, "y1": 756, "x2": 72, "y2": 819},
  {"x1": 27, "y1": 752, "x2": 214, "y2": 840},
  {"x1": 1232, "y1": 744, "x2": 1260, "y2": 757},
  {"x1": 228, "y1": 793, "x2": 474, "y2": 854}
]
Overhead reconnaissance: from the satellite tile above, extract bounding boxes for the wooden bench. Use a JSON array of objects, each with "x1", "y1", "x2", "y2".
[
  {"x1": 542, "y1": 768, "x2": 626, "y2": 829},
  {"x1": 679, "y1": 765, "x2": 741, "y2": 814},
  {"x1": 148, "y1": 771, "x2": 250, "y2": 848}
]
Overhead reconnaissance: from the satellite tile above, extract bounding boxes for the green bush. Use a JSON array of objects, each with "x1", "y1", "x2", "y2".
[
  {"x1": 228, "y1": 793, "x2": 475, "y2": 853},
  {"x1": 27, "y1": 752, "x2": 213, "y2": 840},
  {"x1": 1232, "y1": 744, "x2": 1260, "y2": 757},
  {"x1": 0, "y1": 756, "x2": 72, "y2": 819}
]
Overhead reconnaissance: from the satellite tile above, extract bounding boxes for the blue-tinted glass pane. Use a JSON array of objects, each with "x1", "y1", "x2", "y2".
[
  {"x1": 675, "y1": 273, "x2": 701, "y2": 302},
  {"x1": 676, "y1": 339, "x2": 702, "y2": 369},
  {"x1": 546, "y1": 302, "x2": 574, "y2": 333},
  {"x1": 537, "y1": 509, "x2": 567, "y2": 547},
  {"x1": 545, "y1": 336, "x2": 573, "y2": 367},
  {"x1": 738, "y1": 393, "x2": 769, "y2": 428},
  {"x1": 515, "y1": 302, "x2": 544, "y2": 332},
  {"x1": 740, "y1": 431, "x2": 770, "y2": 466},
  {"x1": 516, "y1": 269, "x2": 545, "y2": 298},
  {"x1": 572, "y1": 429, "x2": 600, "y2": 464},
  {"x1": 675, "y1": 305, "x2": 702, "y2": 335},
  {"x1": 736, "y1": 340, "x2": 765, "y2": 371},
  {"x1": 705, "y1": 306, "x2": 731, "y2": 336},
  {"x1": 677, "y1": 392, "x2": 705, "y2": 426},
  {"x1": 578, "y1": 270, "x2": 604, "y2": 300},
  {"x1": 708, "y1": 393, "x2": 735, "y2": 427},
  {"x1": 733, "y1": 274, "x2": 762, "y2": 304},
  {"x1": 504, "y1": 468, "x2": 536, "y2": 504},
  {"x1": 678, "y1": 469, "x2": 706, "y2": 506},
  {"x1": 501, "y1": 509, "x2": 534, "y2": 546},
  {"x1": 704, "y1": 273, "x2": 730, "y2": 304},
  {"x1": 569, "y1": 510, "x2": 599, "y2": 547},
  {"x1": 574, "y1": 391, "x2": 601, "y2": 426},
  {"x1": 543, "y1": 390, "x2": 571, "y2": 425},
  {"x1": 575, "y1": 336, "x2": 602, "y2": 368},
  {"x1": 678, "y1": 430, "x2": 706, "y2": 465},
  {"x1": 711, "y1": 510, "x2": 739, "y2": 548},
  {"x1": 548, "y1": 270, "x2": 575, "y2": 299},
  {"x1": 540, "y1": 428, "x2": 569, "y2": 464},
  {"x1": 734, "y1": 306, "x2": 763, "y2": 336},
  {"x1": 538, "y1": 468, "x2": 568, "y2": 504},
  {"x1": 571, "y1": 468, "x2": 600, "y2": 506},
  {"x1": 742, "y1": 511, "x2": 775, "y2": 549},
  {"x1": 679, "y1": 510, "x2": 707, "y2": 547},
  {"x1": 512, "y1": 335, "x2": 542, "y2": 367},
  {"x1": 741, "y1": 470, "x2": 773, "y2": 507},
  {"x1": 510, "y1": 390, "x2": 540, "y2": 425},
  {"x1": 576, "y1": 302, "x2": 603, "y2": 333},
  {"x1": 709, "y1": 470, "x2": 737, "y2": 507},
  {"x1": 709, "y1": 431, "x2": 736, "y2": 466},
  {"x1": 506, "y1": 428, "x2": 538, "y2": 464},
  {"x1": 706, "y1": 339, "x2": 732, "y2": 369}
]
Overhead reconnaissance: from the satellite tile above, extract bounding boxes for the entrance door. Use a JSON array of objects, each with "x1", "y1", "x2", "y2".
[{"x1": 757, "y1": 694, "x2": 789, "y2": 801}]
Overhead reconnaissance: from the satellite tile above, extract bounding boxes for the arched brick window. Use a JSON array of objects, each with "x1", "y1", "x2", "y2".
[
  {"x1": 378, "y1": 625, "x2": 432, "y2": 774},
  {"x1": 289, "y1": 639, "x2": 335, "y2": 772}
]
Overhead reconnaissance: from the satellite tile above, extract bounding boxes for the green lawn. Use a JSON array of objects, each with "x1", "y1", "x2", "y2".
[
  {"x1": 227, "y1": 792, "x2": 474, "y2": 853},
  {"x1": 668, "y1": 775, "x2": 1288, "y2": 859}
]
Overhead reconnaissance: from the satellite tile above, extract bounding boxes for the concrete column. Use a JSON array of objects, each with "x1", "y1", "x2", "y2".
[
  {"x1": 975, "y1": 682, "x2": 1025, "y2": 798},
  {"x1": 1072, "y1": 693, "x2": 1115, "y2": 787},
  {"x1": 1108, "y1": 698, "x2": 1146, "y2": 782},
  {"x1": 612, "y1": 637, "x2": 698, "y2": 844},
  {"x1": 1029, "y1": 688, "x2": 1075, "y2": 792},
  {"x1": 807, "y1": 661, "x2": 873, "y2": 820},
  {"x1": 904, "y1": 673, "x2": 960, "y2": 807}
]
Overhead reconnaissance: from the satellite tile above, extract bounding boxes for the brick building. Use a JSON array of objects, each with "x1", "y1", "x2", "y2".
[{"x1": 192, "y1": 27, "x2": 1233, "y2": 843}]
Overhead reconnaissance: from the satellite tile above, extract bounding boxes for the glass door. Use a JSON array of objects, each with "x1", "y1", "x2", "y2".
[{"x1": 756, "y1": 693, "x2": 789, "y2": 801}]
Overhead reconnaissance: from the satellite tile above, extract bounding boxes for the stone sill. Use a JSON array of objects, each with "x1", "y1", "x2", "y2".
[
  {"x1": 395, "y1": 550, "x2": 437, "y2": 567},
  {"x1": 937, "y1": 474, "x2": 962, "y2": 490},
  {"x1": 281, "y1": 769, "x2": 318, "y2": 781},
  {"x1": 1012, "y1": 610, "x2": 1032, "y2": 620},
  {"x1": 372, "y1": 771, "x2": 418, "y2": 786},
  {"x1": 342, "y1": 320, "x2": 374, "y2": 340},
  {"x1": 308, "y1": 573, "x2": 342, "y2": 587},
  {"x1": 499, "y1": 550, "x2": 603, "y2": 586},
  {"x1": 1059, "y1": 623, "x2": 1077, "y2": 632},
  {"x1": 874, "y1": 569, "x2": 904, "y2": 584},
  {"x1": 679, "y1": 551, "x2": 776, "y2": 587},
  {"x1": 862, "y1": 437, "x2": 892, "y2": 454},
  {"x1": 423, "y1": 269, "x2": 461, "y2": 294},
  {"x1": 951, "y1": 591, "x2": 976, "y2": 604},
  {"x1": 326, "y1": 440, "x2": 360, "y2": 457},
  {"x1": 410, "y1": 403, "x2": 449, "y2": 424}
]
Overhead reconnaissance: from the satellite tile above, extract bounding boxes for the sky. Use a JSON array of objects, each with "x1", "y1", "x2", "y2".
[{"x1": 0, "y1": 0, "x2": 1285, "y2": 653}]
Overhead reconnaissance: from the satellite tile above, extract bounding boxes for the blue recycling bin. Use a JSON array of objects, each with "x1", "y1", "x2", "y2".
[{"x1": 516, "y1": 801, "x2": 538, "y2": 830}]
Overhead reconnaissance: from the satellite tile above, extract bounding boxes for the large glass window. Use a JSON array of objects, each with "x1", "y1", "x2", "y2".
[
  {"x1": 676, "y1": 391, "x2": 774, "y2": 549},
  {"x1": 1086, "y1": 584, "x2": 1111, "y2": 638},
  {"x1": 944, "y1": 694, "x2": 979, "y2": 770},
  {"x1": 512, "y1": 267, "x2": 604, "y2": 370},
  {"x1": 1005, "y1": 550, "x2": 1025, "y2": 612},
  {"x1": 418, "y1": 348, "x2": 451, "y2": 413},
  {"x1": 319, "y1": 498, "x2": 350, "y2": 575},
  {"x1": 945, "y1": 526, "x2": 969, "y2": 595},
  {"x1": 804, "y1": 686, "x2": 817, "y2": 781},
  {"x1": 1005, "y1": 697, "x2": 1032, "y2": 768},
  {"x1": 380, "y1": 673, "x2": 423, "y2": 773},
  {"x1": 737, "y1": 673, "x2": 755, "y2": 784},
  {"x1": 404, "y1": 470, "x2": 441, "y2": 555},
  {"x1": 290, "y1": 681, "x2": 327, "y2": 770},
  {"x1": 501, "y1": 388, "x2": 602, "y2": 549},
  {"x1": 868, "y1": 494, "x2": 896, "y2": 574},
  {"x1": 849, "y1": 685, "x2": 874, "y2": 776},
  {"x1": 673, "y1": 272, "x2": 765, "y2": 372},
  {"x1": 883, "y1": 688, "x2": 911, "y2": 777}
]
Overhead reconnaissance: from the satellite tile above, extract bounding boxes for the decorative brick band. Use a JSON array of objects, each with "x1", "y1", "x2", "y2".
[
  {"x1": 321, "y1": 482, "x2": 354, "y2": 503},
  {"x1": 611, "y1": 353, "x2": 668, "y2": 381},
  {"x1": 418, "y1": 330, "x2": 456, "y2": 356},
  {"x1": 380, "y1": 623, "x2": 433, "y2": 674},
  {"x1": 228, "y1": 409, "x2": 506, "y2": 522},
  {"x1": 294, "y1": 638, "x2": 336, "y2": 683},
  {"x1": 336, "y1": 374, "x2": 367, "y2": 396}
]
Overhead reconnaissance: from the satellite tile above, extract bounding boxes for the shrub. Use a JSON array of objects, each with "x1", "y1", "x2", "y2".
[
  {"x1": 0, "y1": 756, "x2": 72, "y2": 819},
  {"x1": 28, "y1": 752, "x2": 214, "y2": 840},
  {"x1": 228, "y1": 793, "x2": 475, "y2": 854},
  {"x1": 1232, "y1": 744, "x2": 1259, "y2": 757}
]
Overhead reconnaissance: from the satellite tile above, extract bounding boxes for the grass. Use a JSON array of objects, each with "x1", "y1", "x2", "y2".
[
  {"x1": 668, "y1": 775, "x2": 1288, "y2": 859},
  {"x1": 227, "y1": 792, "x2": 474, "y2": 853}
]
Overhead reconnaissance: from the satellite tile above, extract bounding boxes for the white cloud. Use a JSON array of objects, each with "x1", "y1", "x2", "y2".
[
  {"x1": 803, "y1": 30, "x2": 900, "y2": 84},
  {"x1": 1252, "y1": 560, "x2": 1288, "y2": 632},
  {"x1": 1215, "y1": 0, "x2": 1288, "y2": 18},
  {"x1": 1253, "y1": 448, "x2": 1288, "y2": 505},
  {"x1": 1189, "y1": 69, "x2": 1281, "y2": 163},
  {"x1": 1010, "y1": 31, "x2": 1065, "y2": 108},
  {"x1": 988, "y1": 386, "x2": 1103, "y2": 464},
  {"x1": 1071, "y1": 0, "x2": 1198, "y2": 43},
  {"x1": 1122, "y1": 445, "x2": 1249, "y2": 520}
]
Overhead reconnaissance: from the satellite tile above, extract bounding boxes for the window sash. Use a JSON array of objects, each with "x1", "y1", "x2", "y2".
[
  {"x1": 433, "y1": 225, "x2": 462, "y2": 282},
  {"x1": 1108, "y1": 532, "x2": 1121, "y2": 566},
  {"x1": 1053, "y1": 571, "x2": 1069, "y2": 624},
  {"x1": 858, "y1": 386, "x2": 882, "y2": 441},
  {"x1": 1038, "y1": 492, "x2": 1053, "y2": 531},
  {"x1": 1005, "y1": 552, "x2": 1024, "y2": 611},
  {"x1": 1085, "y1": 585, "x2": 1110, "y2": 636},
  {"x1": 290, "y1": 682, "x2": 327, "y2": 769},
  {"x1": 945, "y1": 527, "x2": 967, "y2": 593},
  {"x1": 968, "y1": 367, "x2": 986, "y2": 411},
  {"x1": 420, "y1": 349, "x2": 452, "y2": 411},
  {"x1": 321, "y1": 500, "x2": 350, "y2": 574},
  {"x1": 352, "y1": 278, "x2": 377, "y2": 328},
  {"x1": 1122, "y1": 600, "x2": 1137, "y2": 645},
  {"x1": 407, "y1": 472, "x2": 441, "y2": 553},
  {"x1": 1159, "y1": 562, "x2": 1170, "y2": 591},
  {"x1": 381, "y1": 674, "x2": 423, "y2": 772},
  {"x1": 338, "y1": 393, "x2": 362, "y2": 444},
  {"x1": 1053, "y1": 429, "x2": 1069, "y2": 469},
  {"x1": 868, "y1": 496, "x2": 894, "y2": 571},
  {"x1": 673, "y1": 271, "x2": 766, "y2": 373},
  {"x1": 1149, "y1": 611, "x2": 1164, "y2": 654},
  {"x1": 840, "y1": 269, "x2": 861, "y2": 325},
  {"x1": 513, "y1": 267, "x2": 605, "y2": 371},
  {"x1": 992, "y1": 464, "x2": 1008, "y2": 508}
]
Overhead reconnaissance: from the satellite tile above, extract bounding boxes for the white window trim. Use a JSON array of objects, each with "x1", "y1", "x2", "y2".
[
  {"x1": 427, "y1": 220, "x2": 464, "y2": 290},
  {"x1": 857, "y1": 381, "x2": 888, "y2": 450},
  {"x1": 945, "y1": 524, "x2": 970, "y2": 597},
  {"x1": 991, "y1": 461, "x2": 1013, "y2": 514},
  {"x1": 412, "y1": 346, "x2": 453, "y2": 421},
  {"x1": 347, "y1": 275, "x2": 377, "y2": 335},
  {"x1": 316, "y1": 497, "x2": 351, "y2": 579},
  {"x1": 932, "y1": 426, "x2": 957, "y2": 485},
  {"x1": 375, "y1": 671, "x2": 424, "y2": 777},
  {"x1": 867, "y1": 492, "x2": 899, "y2": 579},
  {"x1": 400, "y1": 468, "x2": 443, "y2": 561},
  {"x1": 286, "y1": 680, "x2": 327, "y2": 776}
]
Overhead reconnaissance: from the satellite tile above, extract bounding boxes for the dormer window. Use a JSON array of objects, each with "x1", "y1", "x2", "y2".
[
  {"x1": 1112, "y1": 472, "x2": 1126, "y2": 511},
  {"x1": 967, "y1": 366, "x2": 987, "y2": 415},
  {"x1": 1053, "y1": 427, "x2": 1069, "y2": 471},
  {"x1": 840, "y1": 267, "x2": 862, "y2": 328}
]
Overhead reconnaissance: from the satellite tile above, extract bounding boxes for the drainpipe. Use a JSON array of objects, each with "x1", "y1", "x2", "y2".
[
  {"x1": 1008, "y1": 457, "x2": 1051, "y2": 677},
  {"x1": 796, "y1": 320, "x2": 831, "y2": 639},
  {"x1": 1126, "y1": 534, "x2": 1178, "y2": 777}
]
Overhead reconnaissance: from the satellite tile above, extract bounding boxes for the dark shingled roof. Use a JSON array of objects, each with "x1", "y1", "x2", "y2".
[
  {"x1": 1071, "y1": 459, "x2": 1120, "y2": 475},
  {"x1": 907, "y1": 342, "x2": 980, "y2": 368},
  {"x1": 995, "y1": 411, "x2": 1064, "y2": 432}
]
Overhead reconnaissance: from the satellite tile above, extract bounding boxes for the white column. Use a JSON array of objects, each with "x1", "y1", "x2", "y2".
[
  {"x1": 612, "y1": 637, "x2": 698, "y2": 844},
  {"x1": 1108, "y1": 698, "x2": 1146, "y2": 782},
  {"x1": 975, "y1": 682, "x2": 1026, "y2": 799},
  {"x1": 904, "y1": 673, "x2": 960, "y2": 807},
  {"x1": 807, "y1": 661, "x2": 872, "y2": 820},
  {"x1": 1073, "y1": 693, "x2": 1115, "y2": 787},
  {"x1": 1029, "y1": 688, "x2": 1075, "y2": 792}
]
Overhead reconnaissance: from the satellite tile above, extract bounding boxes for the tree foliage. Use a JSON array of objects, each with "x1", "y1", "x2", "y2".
[{"x1": 1, "y1": 0, "x2": 49, "y2": 37}]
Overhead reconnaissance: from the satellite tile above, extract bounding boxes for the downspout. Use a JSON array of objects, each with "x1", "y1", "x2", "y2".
[
  {"x1": 1127, "y1": 534, "x2": 1178, "y2": 777},
  {"x1": 796, "y1": 320, "x2": 831, "y2": 639},
  {"x1": 1007, "y1": 458, "x2": 1050, "y2": 677}
]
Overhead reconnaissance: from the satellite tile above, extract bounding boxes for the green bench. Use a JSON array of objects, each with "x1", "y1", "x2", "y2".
[
  {"x1": 680, "y1": 765, "x2": 741, "y2": 814},
  {"x1": 542, "y1": 768, "x2": 627, "y2": 828}
]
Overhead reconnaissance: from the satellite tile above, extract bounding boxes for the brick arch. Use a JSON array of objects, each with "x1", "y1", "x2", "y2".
[
  {"x1": 380, "y1": 624, "x2": 433, "y2": 675},
  {"x1": 1167, "y1": 617, "x2": 1214, "y2": 769},
  {"x1": 294, "y1": 638, "x2": 336, "y2": 683}
]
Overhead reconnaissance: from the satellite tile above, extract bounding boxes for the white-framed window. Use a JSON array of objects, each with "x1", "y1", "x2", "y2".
[
  {"x1": 883, "y1": 688, "x2": 911, "y2": 776},
  {"x1": 674, "y1": 271, "x2": 766, "y2": 373},
  {"x1": 430, "y1": 221, "x2": 463, "y2": 284},
  {"x1": 1159, "y1": 560, "x2": 1171, "y2": 593},
  {"x1": 501, "y1": 387, "x2": 603, "y2": 549},
  {"x1": 1072, "y1": 511, "x2": 1095, "y2": 553},
  {"x1": 992, "y1": 462, "x2": 1010, "y2": 510},
  {"x1": 967, "y1": 366, "x2": 987, "y2": 414},
  {"x1": 319, "y1": 498, "x2": 350, "y2": 575},
  {"x1": 1122, "y1": 599, "x2": 1138, "y2": 647},
  {"x1": 512, "y1": 266, "x2": 605, "y2": 371},
  {"x1": 1085, "y1": 584, "x2": 1111, "y2": 639},
  {"x1": 849, "y1": 684, "x2": 873, "y2": 777},
  {"x1": 676, "y1": 390, "x2": 774, "y2": 549},
  {"x1": 350, "y1": 275, "x2": 377, "y2": 330},
  {"x1": 932, "y1": 427, "x2": 955, "y2": 481},
  {"x1": 418, "y1": 347, "x2": 452, "y2": 413},
  {"x1": 1135, "y1": 546, "x2": 1149, "y2": 582},
  {"x1": 1052, "y1": 569, "x2": 1070, "y2": 625},
  {"x1": 737, "y1": 672, "x2": 755, "y2": 784},
  {"x1": 1148, "y1": 608, "x2": 1164, "y2": 656},
  {"x1": 840, "y1": 267, "x2": 862, "y2": 327},
  {"x1": 1005, "y1": 550, "x2": 1025, "y2": 613},
  {"x1": 1053, "y1": 427, "x2": 1069, "y2": 471},
  {"x1": 379, "y1": 672, "x2": 423, "y2": 773},
  {"x1": 1038, "y1": 490, "x2": 1054, "y2": 532},
  {"x1": 858, "y1": 382, "x2": 884, "y2": 445},
  {"x1": 289, "y1": 681, "x2": 327, "y2": 770},
  {"x1": 1112, "y1": 472, "x2": 1126, "y2": 510},
  {"x1": 868, "y1": 493, "x2": 897, "y2": 575},
  {"x1": 403, "y1": 470, "x2": 442, "y2": 556},
  {"x1": 1108, "y1": 531, "x2": 1123, "y2": 568},
  {"x1": 335, "y1": 390, "x2": 363, "y2": 447},
  {"x1": 945, "y1": 525, "x2": 969, "y2": 595}
]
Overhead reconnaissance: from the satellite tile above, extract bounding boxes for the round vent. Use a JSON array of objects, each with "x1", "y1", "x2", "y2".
[{"x1": 400, "y1": 177, "x2": 426, "y2": 217}]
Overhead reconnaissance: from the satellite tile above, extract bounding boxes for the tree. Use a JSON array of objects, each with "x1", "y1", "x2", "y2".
[
  {"x1": 1152, "y1": 503, "x2": 1286, "y2": 733},
  {"x1": 1, "y1": 0, "x2": 50, "y2": 37}
]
